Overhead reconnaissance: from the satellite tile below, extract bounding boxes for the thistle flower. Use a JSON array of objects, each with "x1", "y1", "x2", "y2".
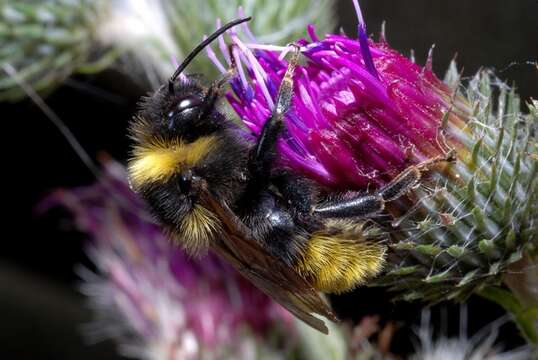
[
  {"x1": 411, "y1": 309, "x2": 532, "y2": 360},
  {"x1": 41, "y1": 160, "x2": 294, "y2": 359},
  {"x1": 0, "y1": 0, "x2": 115, "y2": 101},
  {"x1": 208, "y1": 1, "x2": 537, "y2": 342},
  {"x1": 1, "y1": 0, "x2": 336, "y2": 100}
]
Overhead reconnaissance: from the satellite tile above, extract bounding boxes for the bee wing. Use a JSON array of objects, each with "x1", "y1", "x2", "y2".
[{"x1": 201, "y1": 191, "x2": 338, "y2": 334}]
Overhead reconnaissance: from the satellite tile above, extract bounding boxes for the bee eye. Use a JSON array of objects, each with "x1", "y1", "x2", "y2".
[
  {"x1": 171, "y1": 96, "x2": 202, "y2": 115},
  {"x1": 166, "y1": 96, "x2": 203, "y2": 131}
]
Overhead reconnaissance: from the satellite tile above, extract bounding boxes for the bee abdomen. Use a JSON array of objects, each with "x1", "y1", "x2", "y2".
[{"x1": 295, "y1": 220, "x2": 386, "y2": 294}]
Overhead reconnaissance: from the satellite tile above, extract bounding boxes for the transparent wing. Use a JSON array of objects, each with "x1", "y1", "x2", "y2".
[{"x1": 202, "y1": 190, "x2": 338, "y2": 334}]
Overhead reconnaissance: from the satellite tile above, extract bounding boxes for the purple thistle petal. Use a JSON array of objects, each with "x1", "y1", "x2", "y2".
[
  {"x1": 237, "y1": 6, "x2": 256, "y2": 42},
  {"x1": 213, "y1": 6, "x2": 468, "y2": 190},
  {"x1": 216, "y1": 19, "x2": 231, "y2": 66},
  {"x1": 204, "y1": 37, "x2": 226, "y2": 74},
  {"x1": 353, "y1": 0, "x2": 380, "y2": 80},
  {"x1": 307, "y1": 24, "x2": 319, "y2": 42},
  {"x1": 231, "y1": 45, "x2": 250, "y2": 92}
]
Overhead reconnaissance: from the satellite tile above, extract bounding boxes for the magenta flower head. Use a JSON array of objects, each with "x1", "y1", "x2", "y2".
[
  {"x1": 41, "y1": 160, "x2": 293, "y2": 359},
  {"x1": 207, "y1": 1, "x2": 465, "y2": 191}
]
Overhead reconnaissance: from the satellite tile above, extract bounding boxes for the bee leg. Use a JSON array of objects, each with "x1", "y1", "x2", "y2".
[
  {"x1": 313, "y1": 193, "x2": 385, "y2": 219},
  {"x1": 248, "y1": 45, "x2": 301, "y2": 180},
  {"x1": 379, "y1": 150, "x2": 456, "y2": 201},
  {"x1": 199, "y1": 68, "x2": 236, "y2": 118},
  {"x1": 313, "y1": 152, "x2": 455, "y2": 219},
  {"x1": 202, "y1": 43, "x2": 242, "y2": 113}
]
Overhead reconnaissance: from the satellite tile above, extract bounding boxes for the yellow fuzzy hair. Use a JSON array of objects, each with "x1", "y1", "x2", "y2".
[
  {"x1": 175, "y1": 204, "x2": 222, "y2": 256},
  {"x1": 295, "y1": 220, "x2": 386, "y2": 294},
  {"x1": 128, "y1": 136, "x2": 217, "y2": 189}
]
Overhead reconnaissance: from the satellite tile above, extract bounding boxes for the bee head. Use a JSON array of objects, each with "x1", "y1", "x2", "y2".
[
  {"x1": 127, "y1": 18, "x2": 252, "y2": 255},
  {"x1": 128, "y1": 101, "x2": 225, "y2": 256},
  {"x1": 165, "y1": 81, "x2": 205, "y2": 138},
  {"x1": 128, "y1": 76, "x2": 219, "y2": 186},
  {"x1": 140, "y1": 76, "x2": 220, "y2": 142},
  {"x1": 128, "y1": 17, "x2": 253, "y2": 191},
  {"x1": 156, "y1": 16, "x2": 251, "y2": 138}
]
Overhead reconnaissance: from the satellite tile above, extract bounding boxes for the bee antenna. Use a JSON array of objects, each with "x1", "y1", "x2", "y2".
[{"x1": 169, "y1": 16, "x2": 252, "y2": 92}]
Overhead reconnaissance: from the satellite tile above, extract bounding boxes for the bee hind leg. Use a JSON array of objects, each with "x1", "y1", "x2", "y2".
[
  {"x1": 378, "y1": 151, "x2": 455, "y2": 201},
  {"x1": 313, "y1": 152, "x2": 455, "y2": 219}
]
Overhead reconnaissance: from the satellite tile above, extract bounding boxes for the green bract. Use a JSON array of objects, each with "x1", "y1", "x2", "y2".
[
  {"x1": 0, "y1": 0, "x2": 336, "y2": 100},
  {"x1": 375, "y1": 66, "x2": 537, "y2": 306}
]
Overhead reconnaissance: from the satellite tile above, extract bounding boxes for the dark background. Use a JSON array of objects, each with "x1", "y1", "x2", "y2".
[{"x1": 1, "y1": 0, "x2": 537, "y2": 358}]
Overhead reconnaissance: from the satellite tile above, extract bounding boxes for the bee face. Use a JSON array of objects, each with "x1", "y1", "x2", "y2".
[
  {"x1": 127, "y1": 17, "x2": 257, "y2": 254},
  {"x1": 167, "y1": 95, "x2": 202, "y2": 131},
  {"x1": 129, "y1": 79, "x2": 216, "y2": 184},
  {"x1": 127, "y1": 127, "x2": 224, "y2": 255},
  {"x1": 128, "y1": 75, "x2": 250, "y2": 255},
  {"x1": 163, "y1": 90, "x2": 204, "y2": 138},
  {"x1": 140, "y1": 78, "x2": 223, "y2": 142}
]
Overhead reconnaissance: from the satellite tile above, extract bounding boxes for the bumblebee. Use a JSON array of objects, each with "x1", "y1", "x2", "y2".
[{"x1": 127, "y1": 18, "x2": 453, "y2": 333}]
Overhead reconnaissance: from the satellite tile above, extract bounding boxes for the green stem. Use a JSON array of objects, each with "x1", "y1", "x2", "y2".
[{"x1": 478, "y1": 254, "x2": 538, "y2": 346}]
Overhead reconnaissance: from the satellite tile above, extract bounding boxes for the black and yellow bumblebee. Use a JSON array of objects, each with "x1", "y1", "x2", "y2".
[{"x1": 127, "y1": 18, "x2": 452, "y2": 333}]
